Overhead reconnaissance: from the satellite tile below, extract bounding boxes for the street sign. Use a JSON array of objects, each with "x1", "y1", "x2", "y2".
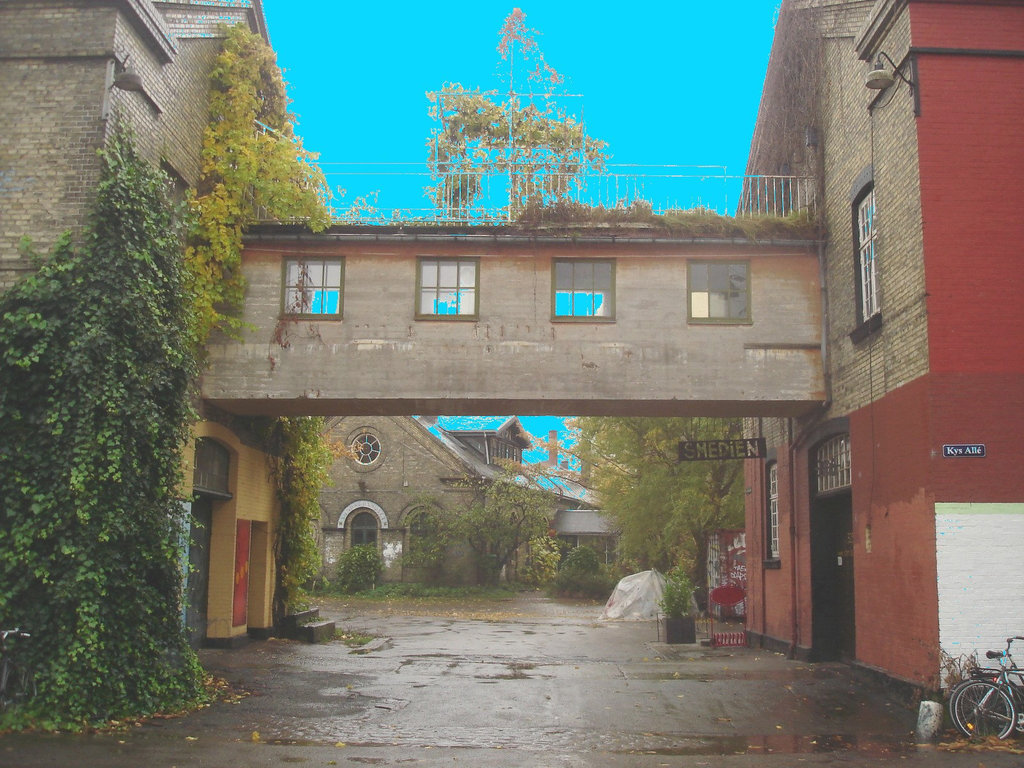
[
  {"x1": 678, "y1": 438, "x2": 767, "y2": 462},
  {"x1": 942, "y1": 444, "x2": 986, "y2": 458}
]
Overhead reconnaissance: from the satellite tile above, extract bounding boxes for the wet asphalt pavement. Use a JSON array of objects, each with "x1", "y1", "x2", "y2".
[{"x1": 2, "y1": 593, "x2": 1021, "y2": 767}]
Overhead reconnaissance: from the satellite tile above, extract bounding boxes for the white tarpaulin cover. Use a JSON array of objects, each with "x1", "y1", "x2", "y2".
[{"x1": 600, "y1": 569, "x2": 666, "y2": 620}]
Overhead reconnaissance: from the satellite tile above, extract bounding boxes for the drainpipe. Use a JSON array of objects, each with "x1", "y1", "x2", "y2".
[{"x1": 788, "y1": 418, "x2": 799, "y2": 658}]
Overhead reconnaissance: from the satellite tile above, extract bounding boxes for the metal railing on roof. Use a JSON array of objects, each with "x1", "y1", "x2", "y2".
[{"x1": 262, "y1": 164, "x2": 816, "y2": 226}]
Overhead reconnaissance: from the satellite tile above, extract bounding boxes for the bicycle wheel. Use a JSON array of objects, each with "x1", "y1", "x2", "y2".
[
  {"x1": 952, "y1": 680, "x2": 1016, "y2": 739},
  {"x1": 0, "y1": 661, "x2": 35, "y2": 712}
]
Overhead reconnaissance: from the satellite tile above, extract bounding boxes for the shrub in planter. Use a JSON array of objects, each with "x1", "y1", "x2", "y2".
[{"x1": 660, "y1": 567, "x2": 696, "y2": 644}]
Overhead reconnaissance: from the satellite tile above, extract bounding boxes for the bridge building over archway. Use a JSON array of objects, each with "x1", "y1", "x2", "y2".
[{"x1": 200, "y1": 223, "x2": 826, "y2": 418}]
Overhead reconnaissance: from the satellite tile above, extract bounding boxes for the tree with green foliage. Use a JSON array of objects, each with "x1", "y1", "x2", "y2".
[
  {"x1": 0, "y1": 124, "x2": 203, "y2": 727},
  {"x1": 573, "y1": 417, "x2": 745, "y2": 589},
  {"x1": 186, "y1": 24, "x2": 330, "y2": 345},
  {"x1": 398, "y1": 498, "x2": 459, "y2": 584},
  {"x1": 427, "y1": 8, "x2": 607, "y2": 219},
  {"x1": 452, "y1": 468, "x2": 552, "y2": 586}
]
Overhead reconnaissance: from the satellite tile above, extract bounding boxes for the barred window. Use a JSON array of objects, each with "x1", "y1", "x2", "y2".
[{"x1": 816, "y1": 434, "x2": 852, "y2": 494}]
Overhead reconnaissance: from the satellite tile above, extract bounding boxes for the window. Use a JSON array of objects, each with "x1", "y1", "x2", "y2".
[
  {"x1": 283, "y1": 259, "x2": 343, "y2": 317},
  {"x1": 418, "y1": 257, "x2": 479, "y2": 318},
  {"x1": 816, "y1": 434, "x2": 851, "y2": 494},
  {"x1": 688, "y1": 262, "x2": 750, "y2": 322},
  {"x1": 349, "y1": 511, "x2": 378, "y2": 547},
  {"x1": 553, "y1": 259, "x2": 614, "y2": 319},
  {"x1": 193, "y1": 438, "x2": 230, "y2": 497},
  {"x1": 406, "y1": 508, "x2": 435, "y2": 557},
  {"x1": 767, "y1": 462, "x2": 779, "y2": 560},
  {"x1": 351, "y1": 432, "x2": 382, "y2": 466},
  {"x1": 856, "y1": 189, "x2": 879, "y2": 322}
]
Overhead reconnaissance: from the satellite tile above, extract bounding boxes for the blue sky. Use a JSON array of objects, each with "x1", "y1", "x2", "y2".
[
  {"x1": 260, "y1": 2, "x2": 781, "y2": 216},
  {"x1": 258, "y1": 2, "x2": 781, "y2": 461}
]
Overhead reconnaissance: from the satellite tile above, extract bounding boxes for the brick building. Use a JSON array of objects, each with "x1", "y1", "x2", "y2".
[
  {"x1": 0, "y1": 0, "x2": 284, "y2": 647},
  {"x1": 742, "y1": 0, "x2": 1024, "y2": 690},
  {"x1": 320, "y1": 416, "x2": 603, "y2": 585}
]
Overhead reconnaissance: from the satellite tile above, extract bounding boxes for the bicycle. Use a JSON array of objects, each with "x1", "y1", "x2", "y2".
[
  {"x1": 0, "y1": 628, "x2": 35, "y2": 713},
  {"x1": 948, "y1": 636, "x2": 1024, "y2": 740}
]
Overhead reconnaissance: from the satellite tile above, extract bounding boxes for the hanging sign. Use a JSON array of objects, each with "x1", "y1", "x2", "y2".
[{"x1": 678, "y1": 438, "x2": 767, "y2": 462}]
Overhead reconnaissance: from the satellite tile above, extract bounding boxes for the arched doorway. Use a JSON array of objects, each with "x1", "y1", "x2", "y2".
[{"x1": 809, "y1": 433, "x2": 855, "y2": 661}]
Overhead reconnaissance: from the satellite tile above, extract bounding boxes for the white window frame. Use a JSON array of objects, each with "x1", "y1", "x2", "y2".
[
  {"x1": 857, "y1": 190, "x2": 879, "y2": 321},
  {"x1": 816, "y1": 434, "x2": 852, "y2": 494},
  {"x1": 767, "y1": 462, "x2": 780, "y2": 559}
]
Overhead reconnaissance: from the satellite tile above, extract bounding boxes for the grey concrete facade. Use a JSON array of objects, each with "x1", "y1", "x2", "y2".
[{"x1": 201, "y1": 227, "x2": 826, "y2": 418}]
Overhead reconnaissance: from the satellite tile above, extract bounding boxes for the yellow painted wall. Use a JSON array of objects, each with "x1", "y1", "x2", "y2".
[{"x1": 187, "y1": 421, "x2": 279, "y2": 641}]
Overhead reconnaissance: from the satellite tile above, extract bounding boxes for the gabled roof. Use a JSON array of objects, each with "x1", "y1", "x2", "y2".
[{"x1": 414, "y1": 416, "x2": 599, "y2": 508}]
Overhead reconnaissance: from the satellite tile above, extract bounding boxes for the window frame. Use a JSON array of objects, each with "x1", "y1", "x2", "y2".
[
  {"x1": 766, "y1": 462, "x2": 780, "y2": 562},
  {"x1": 551, "y1": 258, "x2": 616, "y2": 322},
  {"x1": 416, "y1": 256, "x2": 480, "y2": 320},
  {"x1": 349, "y1": 510, "x2": 379, "y2": 548},
  {"x1": 855, "y1": 186, "x2": 880, "y2": 325},
  {"x1": 687, "y1": 260, "x2": 752, "y2": 324},
  {"x1": 281, "y1": 257, "x2": 344, "y2": 319},
  {"x1": 815, "y1": 434, "x2": 852, "y2": 496}
]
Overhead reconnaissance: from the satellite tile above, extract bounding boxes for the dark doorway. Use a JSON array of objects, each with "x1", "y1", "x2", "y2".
[
  {"x1": 810, "y1": 491, "x2": 855, "y2": 660},
  {"x1": 185, "y1": 497, "x2": 213, "y2": 648}
]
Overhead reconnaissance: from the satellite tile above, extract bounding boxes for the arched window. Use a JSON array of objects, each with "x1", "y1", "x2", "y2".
[
  {"x1": 406, "y1": 508, "x2": 435, "y2": 556},
  {"x1": 193, "y1": 438, "x2": 230, "y2": 498},
  {"x1": 350, "y1": 511, "x2": 378, "y2": 547}
]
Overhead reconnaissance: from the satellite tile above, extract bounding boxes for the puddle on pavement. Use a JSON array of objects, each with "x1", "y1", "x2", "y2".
[{"x1": 613, "y1": 733, "x2": 912, "y2": 757}]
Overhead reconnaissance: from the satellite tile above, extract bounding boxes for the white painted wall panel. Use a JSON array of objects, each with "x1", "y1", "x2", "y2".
[{"x1": 936, "y1": 502, "x2": 1024, "y2": 684}]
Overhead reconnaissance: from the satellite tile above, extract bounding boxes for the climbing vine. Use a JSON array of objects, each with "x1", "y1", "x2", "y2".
[
  {"x1": 262, "y1": 417, "x2": 335, "y2": 618},
  {"x1": 186, "y1": 24, "x2": 330, "y2": 346},
  {"x1": 187, "y1": 26, "x2": 337, "y2": 619},
  {"x1": 0, "y1": 124, "x2": 204, "y2": 727}
]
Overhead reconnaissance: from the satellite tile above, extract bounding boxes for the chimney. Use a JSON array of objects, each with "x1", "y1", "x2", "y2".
[{"x1": 547, "y1": 430, "x2": 558, "y2": 467}]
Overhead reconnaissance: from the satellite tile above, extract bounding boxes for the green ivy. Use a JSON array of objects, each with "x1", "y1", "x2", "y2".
[
  {"x1": 186, "y1": 24, "x2": 330, "y2": 346},
  {"x1": 0, "y1": 124, "x2": 203, "y2": 728},
  {"x1": 263, "y1": 417, "x2": 333, "y2": 617}
]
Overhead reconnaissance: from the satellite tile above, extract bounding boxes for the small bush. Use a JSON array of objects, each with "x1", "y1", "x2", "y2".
[
  {"x1": 660, "y1": 567, "x2": 695, "y2": 617},
  {"x1": 550, "y1": 569, "x2": 615, "y2": 600},
  {"x1": 519, "y1": 536, "x2": 562, "y2": 587},
  {"x1": 559, "y1": 545, "x2": 602, "y2": 576},
  {"x1": 335, "y1": 545, "x2": 382, "y2": 594}
]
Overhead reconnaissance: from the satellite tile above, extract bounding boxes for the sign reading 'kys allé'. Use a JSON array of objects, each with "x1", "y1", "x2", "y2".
[{"x1": 678, "y1": 438, "x2": 767, "y2": 462}]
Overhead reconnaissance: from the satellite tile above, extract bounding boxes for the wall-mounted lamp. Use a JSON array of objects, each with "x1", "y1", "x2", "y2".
[
  {"x1": 111, "y1": 56, "x2": 144, "y2": 92},
  {"x1": 865, "y1": 51, "x2": 914, "y2": 92}
]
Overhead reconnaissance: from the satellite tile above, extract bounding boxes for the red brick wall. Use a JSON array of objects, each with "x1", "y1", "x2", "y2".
[
  {"x1": 849, "y1": 377, "x2": 939, "y2": 685},
  {"x1": 928, "y1": 372, "x2": 1024, "y2": 503},
  {"x1": 745, "y1": 447, "x2": 806, "y2": 649},
  {"x1": 912, "y1": 4, "x2": 1024, "y2": 374}
]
